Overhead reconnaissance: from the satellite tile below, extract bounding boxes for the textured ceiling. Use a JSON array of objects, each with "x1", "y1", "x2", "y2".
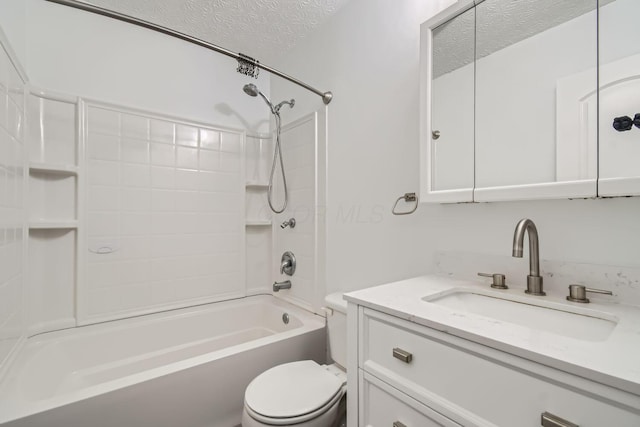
[
  {"x1": 433, "y1": 0, "x2": 614, "y2": 78},
  {"x1": 85, "y1": 0, "x2": 351, "y2": 64}
]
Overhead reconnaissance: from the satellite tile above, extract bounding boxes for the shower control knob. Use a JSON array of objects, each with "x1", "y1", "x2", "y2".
[{"x1": 280, "y1": 251, "x2": 296, "y2": 276}]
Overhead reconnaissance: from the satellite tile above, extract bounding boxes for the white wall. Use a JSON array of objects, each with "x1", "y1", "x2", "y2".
[
  {"x1": 24, "y1": 0, "x2": 269, "y2": 132},
  {"x1": 273, "y1": 0, "x2": 640, "y2": 295}
]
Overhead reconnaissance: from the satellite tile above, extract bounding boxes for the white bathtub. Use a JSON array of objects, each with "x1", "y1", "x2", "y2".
[{"x1": 0, "y1": 295, "x2": 325, "y2": 427}]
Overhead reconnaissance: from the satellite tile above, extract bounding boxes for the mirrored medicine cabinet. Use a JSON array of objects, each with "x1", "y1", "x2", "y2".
[{"x1": 420, "y1": 0, "x2": 640, "y2": 203}]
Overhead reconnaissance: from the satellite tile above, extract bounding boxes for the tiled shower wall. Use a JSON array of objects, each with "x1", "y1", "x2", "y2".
[
  {"x1": 0, "y1": 38, "x2": 25, "y2": 366},
  {"x1": 272, "y1": 112, "x2": 326, "y2": 313},
  {"x1": 83, "y1": 103, "x2": 245, "y2": 322}
]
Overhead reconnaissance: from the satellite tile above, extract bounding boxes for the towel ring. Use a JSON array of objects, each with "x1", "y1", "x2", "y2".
[{"x1": 392, "y1": 192, "x2": 418, "y2": 215}]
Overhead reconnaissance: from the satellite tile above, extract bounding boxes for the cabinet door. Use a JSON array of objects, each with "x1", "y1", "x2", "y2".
[
  {"x1": 598, "y1": 0, "x2": 640, "y2": 196},
  {"x1": 420, "y1": 1, "x2": 475, "y2": 203},
  {"x1": 473, "y1": 0, "x2": 598, "y2": 201},
  {"x1": 360, "y1": 371, "x2": 461, "y2": 427}
]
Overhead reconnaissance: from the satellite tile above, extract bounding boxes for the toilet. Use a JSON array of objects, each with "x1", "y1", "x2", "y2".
[{"x1": 242, "y1": 293, "x2": 348, "y2": 427}]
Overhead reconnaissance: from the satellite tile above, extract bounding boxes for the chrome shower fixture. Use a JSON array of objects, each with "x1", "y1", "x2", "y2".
[
  {"x1": 243, "y1": 83, "x2": 274, "y2": 113},
  {"x1": 243, "y1": 83, "x2": 295, "y2": 214},
  {"x1": 274, "y1": 99, "x2": 295, "y2": 113},
  {"x1": 243, "y1": 84, "x2": 294, "y2": 115},
  {"x1": 281, "y1": 218, "x2": 296, "y2": 229},
  {"x1": 242, "y1": 83, "x2": 259, "y2": 96}
]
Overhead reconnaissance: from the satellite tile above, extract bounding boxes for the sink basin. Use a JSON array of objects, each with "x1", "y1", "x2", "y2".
[{"x1": 423, "y1": 290, "x2": 618, "y2": 342}]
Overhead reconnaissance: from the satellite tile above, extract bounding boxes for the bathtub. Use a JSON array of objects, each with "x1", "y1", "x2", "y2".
[{"x1": 0, "y1": 295, "x2": 325, "y2": 427}]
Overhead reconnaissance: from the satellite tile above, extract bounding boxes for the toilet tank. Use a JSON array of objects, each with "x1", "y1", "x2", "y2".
[{"x1": 324, "y1": 293, "x2": 347, "y2": 369}]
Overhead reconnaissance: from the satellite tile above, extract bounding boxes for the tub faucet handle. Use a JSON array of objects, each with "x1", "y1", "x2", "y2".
[{"x1": 280, "y1": 251, "x2": 296, "y2": 276}]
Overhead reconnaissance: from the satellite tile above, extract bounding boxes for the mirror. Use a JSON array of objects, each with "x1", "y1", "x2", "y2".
[
  {"x1": 598, "y1": 0, "x2": 640, "y2": 196},
  {"x1": 422, "y1": 0, "x2": 601, "y2": 202},
  {"x1": 430, "y1": 6, "x2": 475, "y2": 195},
  {"x1": 474, "y1": 0, "x2": 598, "y2": 199}
]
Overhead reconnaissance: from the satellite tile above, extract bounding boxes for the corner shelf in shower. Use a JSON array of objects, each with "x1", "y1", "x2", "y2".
[
  {"x1": 29, "y1": 220, "x2": 79, "y2": 230},
  {"x1": 246, "y1": 181, "x2": 269, "y2": 189},
  {"x1": 26, "y1": 88, "x2": 80, "y2": 334},
  {"x1": 245, "y1": 220, "x2": 272, "y2": 227},
  {"x1": 29, "y1": 162, "x2": 79, "y2": 176}
]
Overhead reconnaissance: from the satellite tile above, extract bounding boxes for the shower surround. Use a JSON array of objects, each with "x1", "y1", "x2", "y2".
[{"x1": 0, "y1": 2, "x2": 329, "y2": 425}]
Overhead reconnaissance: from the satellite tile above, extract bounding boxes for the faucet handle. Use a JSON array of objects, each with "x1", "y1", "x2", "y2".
[
  {"x1": 566, "y1": 284, "x2": 613, "y2": 303},
  {"x1": 478, "y1": 272, "x2": 508, "y2": 289}
]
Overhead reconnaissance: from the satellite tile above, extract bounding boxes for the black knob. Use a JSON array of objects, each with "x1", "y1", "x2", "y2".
[
  {"x1": 613, "y1": 115, "x2": 633, "y2": 132},
  {"x1": 634, "y1": 113, "x2": 640, "y2": 129}
]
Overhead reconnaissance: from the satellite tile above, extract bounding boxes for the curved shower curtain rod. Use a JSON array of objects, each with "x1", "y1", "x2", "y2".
[{"x1": 45, "y1": 0, "x2": 334, "y2": 105}]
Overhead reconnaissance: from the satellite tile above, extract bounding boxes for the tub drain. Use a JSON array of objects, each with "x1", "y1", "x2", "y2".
[{"x1": 282, "y1": 313, "x2": 290, "y2": 324}]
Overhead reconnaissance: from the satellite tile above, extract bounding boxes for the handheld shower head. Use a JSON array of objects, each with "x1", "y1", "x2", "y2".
[
  {"x1": 243, "y1": 83, "x2": 259, "y2": 97},
  {"x1": 242, "y1": 83, "x2": 275, "y2": 114},
  {"x1": 241, "y1": 83, "x2": 296, "y2": 214}
]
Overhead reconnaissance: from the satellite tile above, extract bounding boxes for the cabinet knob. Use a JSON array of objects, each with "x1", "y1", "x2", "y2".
[
  {"x1": 612, "y1": 115, "x2": 633, "y2": 131},
  {"x1": 541, "y1": 411, "x2": 579, "y2": 427},
  {"x1": 393, "y1": 422, "x2": 407, "y2": 427},
  {"x1": 392, "y1": 347, "x2": 413, "y2": 364}
]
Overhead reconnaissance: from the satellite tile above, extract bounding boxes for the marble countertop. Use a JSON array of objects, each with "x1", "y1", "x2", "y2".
[{"x1": 344, "y1": 275, "x2": 640, "y2": 396}]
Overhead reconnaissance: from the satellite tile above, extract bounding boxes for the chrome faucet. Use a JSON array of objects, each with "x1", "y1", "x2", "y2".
[
  {"x1": 273, "y1": 280, "x2": 292, "y2": 292},
  {"x1": 512, "y1": 218, "x2": 545, "y2": 296}
]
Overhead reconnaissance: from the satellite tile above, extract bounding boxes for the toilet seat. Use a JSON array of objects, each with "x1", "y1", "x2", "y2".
[
  {"x1": 244, "y1": 360, "x2": 346, "y2": 425},
  {"x1": 244, "y1": 384, "x2": 344, "y2": 425}
]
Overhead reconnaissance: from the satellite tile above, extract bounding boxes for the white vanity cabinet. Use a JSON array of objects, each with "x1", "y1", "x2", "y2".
[{"x1": 348, "y1": 305, "x2": 640, "y2": 427}]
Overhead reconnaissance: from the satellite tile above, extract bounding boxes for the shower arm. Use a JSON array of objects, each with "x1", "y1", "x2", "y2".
[{"x1": 45, "y1": 0, "x2": 334, "y2": 105}]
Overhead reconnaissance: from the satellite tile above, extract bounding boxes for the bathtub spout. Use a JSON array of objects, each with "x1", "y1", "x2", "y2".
[{"x1": 273, "y1": 280, "x2": 292, "y2": 292}]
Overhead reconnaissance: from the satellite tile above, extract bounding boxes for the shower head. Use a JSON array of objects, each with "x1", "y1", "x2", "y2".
[
  {"x1": 243, "y1": 83, "x2": 275, "y2": 114},
  {"x1": 243, "y1": 83, "x2": 259, "y2": 97}
]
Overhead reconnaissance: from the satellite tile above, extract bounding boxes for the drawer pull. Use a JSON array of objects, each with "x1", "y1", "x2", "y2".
[
  {"x1": 541, "y1": 412, "x2": 579, "y2": 427},
  {"x1": 393, "y1": 422, "x2": 407, "y2": 427},
  {"x1": 392, "y1": 347, "x2": 413, "y2": 363}
]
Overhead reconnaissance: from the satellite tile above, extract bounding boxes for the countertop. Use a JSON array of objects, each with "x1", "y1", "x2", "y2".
[{"x1": 344, "y1": 275, "x2": 640, "y2": 397}]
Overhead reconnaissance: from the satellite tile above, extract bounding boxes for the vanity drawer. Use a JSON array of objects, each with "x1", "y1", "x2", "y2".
[
  {"x1": 360, "y1": 369, "x2": 461, "y2": 427},
  {"x1": 361, "y1": 308, "x2": 640, "y2": 427}
]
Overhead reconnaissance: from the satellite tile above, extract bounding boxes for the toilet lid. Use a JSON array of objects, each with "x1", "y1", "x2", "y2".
[{"x1": 245, "y1": 360, "x2": 344, "y2": 419}]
